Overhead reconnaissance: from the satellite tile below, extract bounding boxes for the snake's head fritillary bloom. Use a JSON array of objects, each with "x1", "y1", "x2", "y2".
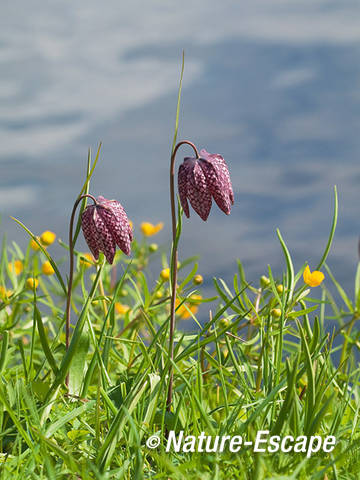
[
  {"x1": 178, "y1": 149, "x2": 234, "y2": 221},
  {"x1": 81, "y1": 195, "x2": 133, "y2": 264}
]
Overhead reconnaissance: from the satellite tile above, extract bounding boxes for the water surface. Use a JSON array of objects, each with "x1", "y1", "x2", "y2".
[{"x1": 1, "y1": 1, "x2": 360, "y2": 311}]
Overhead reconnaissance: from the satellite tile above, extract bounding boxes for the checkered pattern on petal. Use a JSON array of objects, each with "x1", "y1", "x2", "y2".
[
  {"x1": 81, "y1": 195, "x2": 133, "y2": 264},
  {"x1": 200, "y1": 150, "x2": 234, "y2": 205},
  {"x1": 178, "y1": 162, "x2": 190, "y2": 217},
  {"x1": 81, "y1": 205, "x2": 100, "y2": 260},
  {"x1": 93, "y1": 208, "x2": 116, "y2": 264},
  {"x1": 177, "y1": 149, "x2": 233, "y2": 221},
  {"x1": 199, "y1": 159, "x2": 231, "y2": 215},
  {"x1": 96, "y1": 200, "x2": 132, "y2": 256},
  {"x1": 187, "y1": 160, "x2": 212, "y2": 221},
  {"x1": 111, "y1": 200, "x2": 133, "y2": 244}
]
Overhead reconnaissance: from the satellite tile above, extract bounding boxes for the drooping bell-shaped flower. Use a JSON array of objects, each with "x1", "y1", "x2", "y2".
[
  {"x1": 178, "y1": 149, "x2": 234, "y2": 221},
  {"x1": 81, "y1": 195, "x2": 133, "y2": 264}
]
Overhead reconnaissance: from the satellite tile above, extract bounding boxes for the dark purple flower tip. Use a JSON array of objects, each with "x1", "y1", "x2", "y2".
[
  {"x1": 81, "y1": 195, "x2": 132, "y2": 264},
  {"x1": 178, "y1": 149, "x2": 234, "y2": 221}
]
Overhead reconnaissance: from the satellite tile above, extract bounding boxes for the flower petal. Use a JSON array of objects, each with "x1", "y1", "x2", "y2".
[
  {"x1": 97, "y1": 204, "x2": 131, "y2": 257},
  {"x1": 93, "y1": 208, "x2": 116, "y2": 264},
  {"x1": 81, "y1": 205, "x2": 100, "y2": 260},
  {"x1": 199, "y1": 159, "x2": 232, "y2": 215},
  {"x1": 303, "y1": 265, "x2": 324, "y2": 287},
  {"x1": 178, "y1": 162, "x2": 190, "y2": 218},
  {"x1": 187, "y1": 160, "x2": 212, "y2": 221},
  {"x1": 200, "y1": 149, "x2": 234, "y2": 209}
]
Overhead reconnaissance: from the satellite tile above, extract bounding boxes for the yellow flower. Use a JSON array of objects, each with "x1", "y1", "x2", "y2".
[
  {"x1": 193, "y1": 274, "x2": 203, "y2": 285},
  {"x1": 41, "y1": 261, "x2": 55, "y2": 276},
  {"x1": 128, "y1": 220, "x2": 133, "y2": 230},
  {"x1": 160, "y1": 268, "x2": 170, "y2": 281},
  {"x1": 140, "y1": 222, "x2": 164, "y2": 237},
  {"x1": 176, "y1": 299, "x2": 198, "y2": 319},
  {"x1": 40, "y1": 231, "x2": 56, "y2": 246},
  {"x1": 175, "y1": 294, "x2": 202, "y2": 319},
  {"x1": 30, "y1": 236, "x2": 41, "y2": 251},
  {"x1": 303, "y1": 265, "x2": 324, "y2": 288},
  {"x1": 115, "y1": 303, "x2": 130, "y2": 315},
  {"x1": 8, "y1": 260, "x2": 23, "y2": 275},
  {"x1": 26, "y1": 278, "x2": 38, "y2": 290},
  {"x1": 80, "y1": 253, "x2": 94, "y2": 268},
  {"x1": 0, "y1": 286, "x2": 12, "y2": 300}
]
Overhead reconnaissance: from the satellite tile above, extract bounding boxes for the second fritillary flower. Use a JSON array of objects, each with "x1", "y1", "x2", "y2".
[
  {"x1": 178, "y1": 149, "x2": 234, "y2": 221},
  {"x1": 81, "y1": 195, "x2": 133, "y2": 264}
]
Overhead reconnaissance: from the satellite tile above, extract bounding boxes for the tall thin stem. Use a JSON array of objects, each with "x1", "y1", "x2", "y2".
[
  {"x1": 166, "y1": 140, "x2": 199, "y2": 412},
  {"x1": 65, "y1": 194, "x2": 97, "y2": 385}
]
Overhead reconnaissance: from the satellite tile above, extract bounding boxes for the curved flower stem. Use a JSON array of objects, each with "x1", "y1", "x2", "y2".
[
  {"x1": 65, "y1": 193, "x2": 97, "y2": 386},
  {"x1": 167, "y1": 141, "x2": 199, "y2": 412}
]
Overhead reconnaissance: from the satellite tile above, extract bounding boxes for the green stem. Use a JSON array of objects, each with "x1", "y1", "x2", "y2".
[
  {"x1": 166, "y1": 140, "x2": 199, "y2": 412},
  {"x1": 65, "y1": 193, "x2": 97, "y2": 386}
]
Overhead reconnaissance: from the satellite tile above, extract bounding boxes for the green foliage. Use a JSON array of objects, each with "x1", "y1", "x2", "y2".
[{"x1": 0, "y1": 181, "x2": 359, "y2": 479}]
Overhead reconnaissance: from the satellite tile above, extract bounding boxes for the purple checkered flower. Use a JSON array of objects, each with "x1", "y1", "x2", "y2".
[
  {"x1": 81, "y1": 195, "x2": 133, "y2": 264},
  {"x1": 178, "y1": 149, "x2": 234, "y2": 221}
]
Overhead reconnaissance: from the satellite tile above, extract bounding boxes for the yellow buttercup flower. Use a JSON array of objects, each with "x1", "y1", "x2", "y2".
[
  {"x1": 175, "y1": 299, "x2": 198, "y2": 319},
  {"x1": 40, "y1": 231, "x2": 56, "y2": 246},
  {"x1": 175, "y1": 294, "x2": 202, "y2": 319},
  {"x1": 140, "y1": 222, "x2": 164, "y2": 237},
  {"x1": 42, "y1": 261, "x2": 55, "y2": 276},
  {"x1": 128, "y1": 220, "x2": 133, "y2": 230},
  {"x1": 30, "y1": 236, "x2": 41, "y2": 251},
  {"x1": 8, "y1": 260, "x2": 23, "y2": 275},
  {"x1": 80, "y1": 253, "x2": 94, "y2": 268},
  {"x1": 26, "y1": 278, "x2": 39, "y2": 290},
  {"x1": 115, "y1": 303, "x2": 130, "y2": 315},
  {"x1": 303, "y1": 265, "x2": 324, "y2": 287}
]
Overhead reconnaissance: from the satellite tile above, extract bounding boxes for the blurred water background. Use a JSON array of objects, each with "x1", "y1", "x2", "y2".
[{"x1": 1, "y1": 1, "x2": 360, "y2": 312}]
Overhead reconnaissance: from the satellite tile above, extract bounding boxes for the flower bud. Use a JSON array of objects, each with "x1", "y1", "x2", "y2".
[
  {"x1": 42, "y1": 261, "x2": 55, "y2": 276},
  {"x1": 30, "y1": 237, "x2": 41, "y2": 251},
  {"x1": 260, "y1": 275, "x2": 270, "y2": 288},
  {"x1": 271, "y1": 308, "x2": 282, "y2": 318},
  {"x1": 219, "y1": 318, "x2": 230, "y2": 328},
  {"x1": 149, "y1": 243, "x2": 159, "y2": 253},
  {"x1": 40, "y1": 231, "x2": 56, "y2": 246},
  {"x1": 193, "y1": 274, "x2": 203, "y2": 285},
  {"x1": 26, "y1": 278, "x2": 38, "y2": 290},
  {"x1": 276, "y1": 284, "x2": 284, "y2": 294},
  {"x1": 160, "y1": 268, "x2": 170, "y2": 281}
]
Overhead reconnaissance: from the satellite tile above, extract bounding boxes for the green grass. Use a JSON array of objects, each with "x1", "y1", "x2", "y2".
[{"x1": 0, "y1": 180, "x2": 359, "y2": 479}]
